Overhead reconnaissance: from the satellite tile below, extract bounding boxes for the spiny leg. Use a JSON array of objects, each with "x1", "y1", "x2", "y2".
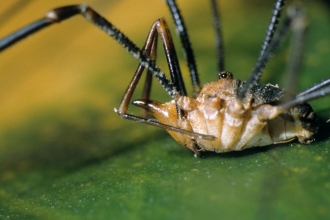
[
  {"x1": 116, "y1": 18, "x2": 215, "y2": 142},
  {"x1": 120, "y1": 18, "x2": 215, "y2": 154},
  {"x1": 222, "y1": 1, "x2": 291, "y2": 146},
  {"x1": 136, "y1": 19, "x2": 216, "y2": 153},
  {"x1": 0, "y1": 4, "x2": 188, "y2": 112},
  {"x1": 140, "y1": 16, "x2": 187, "y2": 117},
  {"x1": 0, "y1": 5, "x2": 178, "y2": 99},
  {"x1": 139, "y1": 16, "x2": 187, "y2": 99},
  {"x1": 238, "y1": 0, "x2": 286, "y2": 101},
  {"x1": 222, "y1": 3, "x2": 311, "y2": 148},
  {"x1": 120, "y1": 18, "x2": 188, "y2": 112},
  {"x1": 278, "y1": 86, "x2": 330, "y2": 115},
  {"x1": 120, "y1": 23, "x2": 158, "y2": 119},
  {"x1": 210, "y1": 0, "x2": 225, "y2": 73},
  {"x1": 248, "y1": 6, "x2": 328, "y2": 143},
  {"x1": 238, "y1": 3, "x2": 292, "y2": 101},
  {"x1": 138, "y1": 17, "x2": 188, "y2": 119},
  {"x1": 256, "y1": 0, "x2": 286, "y2": 64},
  {"x1": 259, "y1": 5, "x2": 330, "y2": 111},
  {"x1": 0, "y1": 4, "x2": 215, "y2": 142},
  {"x1": 165, "y1": 0, "x2": 201, "y2": 96},
  {"x1": 297, "y1": 79, "x2": 330, "y2": 98},
  {"x1": 236, "y1": 0, "x2": 287, "y2": 102}
]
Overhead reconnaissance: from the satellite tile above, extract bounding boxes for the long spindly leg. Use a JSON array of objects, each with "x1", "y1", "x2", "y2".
[
  {"x1": 238, "y1": 4, "x2": 292, "y2": 101},
  {"x1": 132, "y1": 15, "x2": 188, "y2": 103},
  {"x1": 210, "y1": 0, "x2": 225, "y2": 73},
  {"x1": 141, "y1": 1, "x2": 200, "y2": 107},
  {"x1": 263, "y1": 6, "x2": 330, "y2": 114},
  {"x1": 235, "y1": 0, "x2": 287, "y2": 104},
  {"x1": 137, "y1": 17, "x2": 188, "y2": 120},
  {"x1": 277, "y1": 84, "x2": 330, "y2": 116},
  {"x1": 262, "y1": 5, "x2": 330, "y2": 107},
  {"x1": 165, "y1": 0, "x2": 201, "y2": 96},
  {"x1": 0, "y1": 4, "x2": 215, "y2": 142},
  {"x1": 140, "y1": 33, "x2": 157, "y2": 118},
  {"x1": 238, "y1": 0, "x2": 286, "y2": 101},
  {"x1": 244, "y1": 6, "x2": 330, "y2": 145},
  {"x1": 222, "y1": 4, "x2": 292, "y2": 147},
  {"x1": 0, "y1": 5, "x2": 178, "y2": 99},
  {"x1": 116, "y1": 18, "x2": 215, "y2": 142},
  {"x1": 255, "y1": 0, "x2": 286, "y2": 65},
  {"x1": 297, "y1": 79, "x2": 330, "y2": 98},
  {"x1": 222, "y1": 4, "x2": 315, "y2": 149}
]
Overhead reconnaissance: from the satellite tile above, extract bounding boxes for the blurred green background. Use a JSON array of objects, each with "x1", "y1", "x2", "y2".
[{"x1": 0, "y1": 0, "x2": 330, "y2": 219}]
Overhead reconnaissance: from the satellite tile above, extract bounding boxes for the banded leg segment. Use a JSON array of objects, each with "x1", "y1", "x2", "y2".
[
  {"x1": 116, "y1": 18, "x2": 215, "y2": 143},
  {"x1": 297, "y1": 79, "x2": 330, "y2": 98},
  {"x1": 217, "y1": 1, "x2": 291, "y2": 149},
  {"x1": 225, "y1": 4, "x2": 321, "y2": 148},
  {"x1": 260, "y1": 5, "x2": 330, "y2": 111},
  {"x1": 0, "y1": 4, "x2": 179, "y2": 99},
  {"x1": 138, "y1": 17, "x2": 188, "y2": 102},
  {"x1": 210, "y1": 0, "x2": 225, "y2": 73},
  {"x1": 165, "y1": 0, "x2": 201, "y2": 95},
  {"x1": 256, "y1": 0, "x2": 286, "y2": 64},
  {"x1": 238, "y1": 1, "x2": 291, "y2": 101},
  {"x1": 140, "y1": 31, "x2": 158, "y2": 105},
  {"x1": 0, "y1": 4, "x2": 215, "y2": 143}
]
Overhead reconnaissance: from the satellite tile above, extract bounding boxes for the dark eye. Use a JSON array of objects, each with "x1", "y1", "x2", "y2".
[{"x1": 218, "y1": 71, "x2": 233, "y2": 79}]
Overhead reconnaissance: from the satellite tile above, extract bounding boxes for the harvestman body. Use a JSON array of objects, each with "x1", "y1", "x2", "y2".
[{"x1": 0, "y1": 0, "x2": 329, "y2": 156}]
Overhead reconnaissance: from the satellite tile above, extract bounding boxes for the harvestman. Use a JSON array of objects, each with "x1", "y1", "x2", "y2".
[{"x1": 1, "y1": 0, "x2": 330, "y2": 156}]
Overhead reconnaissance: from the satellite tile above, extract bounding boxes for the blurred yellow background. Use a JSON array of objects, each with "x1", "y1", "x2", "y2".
[
  {"x1": 0, "y1": 0, "x2": 329, "y2": 137},
  {"x1": 0, "y1": 0, "x2": 248, "y2": 133}
]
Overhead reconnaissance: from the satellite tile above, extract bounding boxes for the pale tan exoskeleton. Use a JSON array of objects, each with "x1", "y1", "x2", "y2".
[{"x1": 0, "y1": 0, "x2": 329, "y2": 156}]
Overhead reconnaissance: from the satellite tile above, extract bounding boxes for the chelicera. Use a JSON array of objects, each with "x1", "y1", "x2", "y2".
[{"x1": 1, "y1": 0, "x2": 329, "y2": 156}]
